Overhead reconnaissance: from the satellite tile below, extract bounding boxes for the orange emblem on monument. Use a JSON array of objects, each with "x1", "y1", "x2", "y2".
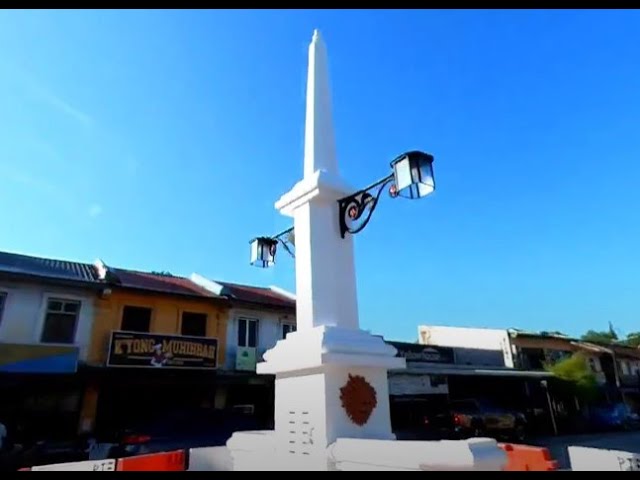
[{"x1": 339, "y1": 374, "x2": 378, "y2": 426}]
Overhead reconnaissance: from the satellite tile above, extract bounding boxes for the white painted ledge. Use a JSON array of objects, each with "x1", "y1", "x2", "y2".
[
  {"x1": 227, "y1": 433, "x2": 507, "y2": 471},
  {"x1": 257, "y1": 326, "x2": 405, "y2": 374},
  {"x1": 275, "y1": 169, "x2": 354, "y2": 217},
  {"x1": 328, "y1": 438, "x2": 507, "y2": 471}
]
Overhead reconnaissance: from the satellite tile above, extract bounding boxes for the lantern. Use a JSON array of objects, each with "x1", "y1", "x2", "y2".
[
  {"x1": 390, "y1": 151, "x2": 435, "y2": 199},
  {"x1": 250, "y1": 237, "x2": 278, "y2": 268}
]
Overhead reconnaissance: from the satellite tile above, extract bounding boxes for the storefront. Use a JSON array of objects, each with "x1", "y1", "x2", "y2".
[
  {"x1": 0, "y1": 343, "x2": 79, "y2": 374},
  {"x1": 387, "y1": 341, "x2": 556, "y2": 435},
  {"x1": 85, "y1": 331, "x2": 222, "y2": 438},
  {"x1": 0, "y1": 344, "x2": 82, "y2": 443}
]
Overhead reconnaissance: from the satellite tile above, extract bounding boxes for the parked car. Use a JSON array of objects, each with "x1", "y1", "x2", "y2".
[
  {"x1": 588, "y1": 403, "x2": 640, "y2": 432},
  {"x1": 88, "y1": 407, "x2": 264, "y2": 460},
  {"x1": 425, "y1": 399, "x2": 527, "y2": 442}
]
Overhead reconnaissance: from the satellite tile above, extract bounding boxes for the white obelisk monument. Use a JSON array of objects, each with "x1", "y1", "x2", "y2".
[
  {"x1": 227, "y1": 29, "x2": 405, "y2": 471},
  {"x1": 226, "y1": 29, "x2": 508, "y2": 473}
]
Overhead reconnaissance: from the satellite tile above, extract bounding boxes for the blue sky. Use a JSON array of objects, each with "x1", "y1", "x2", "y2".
[{"x1": 1, "y1": 9, "x2": 640, "y2": 341}]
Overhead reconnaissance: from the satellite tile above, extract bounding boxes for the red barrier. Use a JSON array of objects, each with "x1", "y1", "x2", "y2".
[
  {"x1": 116, "y1": 450, "x2": 186, "y2": 471},
  {"x1": 18, "y1": 467, "x2": 31, "y2": 471},
  {"x1": 499, "y1": 443, "x2": 559, "y2": 471}
]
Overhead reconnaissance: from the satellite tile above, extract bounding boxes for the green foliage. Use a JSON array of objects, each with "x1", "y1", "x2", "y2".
[
  {"x1": 546, "y1": 353, "x2": 599, "y2": 402},
  {"x1": 151, "y1": 270, "x2": 174, "y2": 277},
  {"x1": 579, "y1": 325, "x2": 640, "y2": 347},
  {"x1": 581, "y1": 330, "x2": 617, "y2": 344},
  {"x1": 621, "y1": 332, "x2": 640, "y2": 348}
]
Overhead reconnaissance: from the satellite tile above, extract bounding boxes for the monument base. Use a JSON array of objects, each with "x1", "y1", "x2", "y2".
[
  {"x1": 228, "y1": 326, "x2": 401, "y2": 470},
  {"x1": 227, "y1": 431, "x2": 508, "y2": 471}
]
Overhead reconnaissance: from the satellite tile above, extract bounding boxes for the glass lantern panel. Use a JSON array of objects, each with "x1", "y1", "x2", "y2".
[
  {"x1": 393, "y1": 155, "x2": 413, "y2": 192},
  {"x1": 250, "y1": 239, "x2": 261, "y2": 266}
]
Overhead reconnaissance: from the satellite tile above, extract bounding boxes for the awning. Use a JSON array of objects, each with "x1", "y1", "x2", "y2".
[
  {"x1": 397, "y1": 364, "x2": 553, "y2": 378},
  {"x1": 0, "y1": 343, "x2": 79, "y2": 374}
]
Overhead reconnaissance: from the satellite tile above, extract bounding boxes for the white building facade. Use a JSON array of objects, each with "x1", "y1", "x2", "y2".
[
  {"x1": 0, "y1": 251, "x2": 103, "y2": 371},
  {"x1": 190, "y1": 274, "x2": 296, "y2": 372},
  {"x1": 418, "y1": 325, "x2": 516, "y2": 368},
  {"x1": 0, "y1": 279, "x2": 96, "y2": 361}
]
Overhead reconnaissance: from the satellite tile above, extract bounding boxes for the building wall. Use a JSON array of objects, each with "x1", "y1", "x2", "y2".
[
  {"x1": 87, "y1": 290, "x2": 228, "y2": 366},
  {"x1": 388, "y1": 373, "x2": 449, "y2": 396},
  {"x1": 619, "y1": 359, "x2": 640, "y2": 376},
  {"x1": 454, "y1": 347, "x2": 506, "y2": 367},
  {"x1": 510, "y1": 336, "x2": 574, "y2": 352},
  {"x1": 510, "y1": 335, "x2": 605, "y2": 380},
  {"x1": 0, "y1": 279, "x2": 96, "y2": 361},
  {"x1": 224, "y1": 307, "x2": 296, "y2": 370},
  {"x1": 418, "y1": 326, "x2": 515, "y2": 368}
]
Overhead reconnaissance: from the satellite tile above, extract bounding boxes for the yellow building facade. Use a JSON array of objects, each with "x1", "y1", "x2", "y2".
[
  {"x1": 87, "y1": 290, "x2": 228, "y2": 366},
  {"x1": 78, "y1": 266, "x2": 230, "y2": 435}
]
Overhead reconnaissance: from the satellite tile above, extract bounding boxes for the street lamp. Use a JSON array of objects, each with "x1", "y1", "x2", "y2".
[
  {"x1": 249, "y1": 227, "x2": 295, "y2": 268},
  {"x1": 250, "y1": 150, "x2": 436, "y2": 266},
  {"x1": 337, "y1": 150, "x2": 435, "y2": 238}
]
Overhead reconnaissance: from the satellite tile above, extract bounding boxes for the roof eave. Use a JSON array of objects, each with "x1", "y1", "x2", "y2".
[
  {"x1": 0, "y1": 271, "x2": 103, "y2": 291},
  {"x1": 111, "y1": 284, "x2": 230, "y2": 305},
  {"x1": 226, "y1": 298, "x2": 296, "y2": 314}
]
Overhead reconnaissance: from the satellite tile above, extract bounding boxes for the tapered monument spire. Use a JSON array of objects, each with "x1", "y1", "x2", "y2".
[{"x1": 304, "y1": 29, "x2": 339, "y2": 179}]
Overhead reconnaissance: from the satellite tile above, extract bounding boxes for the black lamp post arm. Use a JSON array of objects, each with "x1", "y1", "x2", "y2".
[
  {"x1": 337, "y1": 173, "x2": 395, "y2": 238},
  {"x1": 273, "y1": 226, "x2": 295, "y2": 259}
]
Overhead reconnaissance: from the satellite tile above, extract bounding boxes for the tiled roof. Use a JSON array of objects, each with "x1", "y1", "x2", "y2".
[
  {"x1": 0, "y1": 251, "x2": 98, "y2": 283},
  {"x1": 113, "y1": 269, "x2": 223, "y2": 299},
  {"x1": 216, "y1": 281, "x2": 295, "y2": 309}
]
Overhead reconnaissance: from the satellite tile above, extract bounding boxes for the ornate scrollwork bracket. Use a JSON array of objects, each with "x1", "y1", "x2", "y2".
[
  {"x1": 337, "y1": 174, "x2": 398, "y2": 238},
  {"x1": 273, "y1": 227, "x2": 296, "y2": 259}
]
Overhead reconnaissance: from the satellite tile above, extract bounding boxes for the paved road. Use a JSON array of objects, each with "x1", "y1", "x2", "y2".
[{"x1": 531, "y1": 430, "x2": 640, "y2": 470}]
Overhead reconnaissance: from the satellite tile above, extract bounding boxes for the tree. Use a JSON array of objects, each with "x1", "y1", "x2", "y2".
[
  {"x1": 621, "y1": 332, "x2": 640, "y2": 348},
  {"x1": 609, "y1": 321, "x2": 617, "y2": 339},
  {"x1": 581, "y1": 329, "x2": 617, "y2": 344},
  {"x1": 545, "y1": 353, "x2": 599, "y2": 402}
]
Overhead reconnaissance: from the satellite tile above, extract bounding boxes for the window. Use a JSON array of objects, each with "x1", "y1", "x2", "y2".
[
  {"x1": 0, "y1": 292, "x2": 6, "y2": 325},
  {"x1": 121, "y1": 306, "x2": 152, "y2": 332},
  {"x1": 41, "y1": 298, "x2": 81, "y2": 344},
  {"x1": 282, "y1": 323, "x2": 296, "y2": 339},
  {"x1": 181, "y1": 312, "x2": 207, "y2": 337},
  {"x1": 620, "y1": 361, "x2": 630, "y2": 376},
  {"x1": 238, "y1": 318, "x2": 258, "y2": 348}
]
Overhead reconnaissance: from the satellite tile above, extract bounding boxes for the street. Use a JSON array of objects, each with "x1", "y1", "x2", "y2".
[{"x1": 532, "y1": 431, "x2": 640, "y2": 470}]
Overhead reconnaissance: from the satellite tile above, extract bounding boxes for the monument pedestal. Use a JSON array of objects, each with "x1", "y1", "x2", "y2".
[{"x1": 229, "y1": 327, "x2": 404, "y2": 471}]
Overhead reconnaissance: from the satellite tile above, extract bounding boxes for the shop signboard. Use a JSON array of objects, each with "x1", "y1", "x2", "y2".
[
  {"x1": 235, "y1": 346, "x2": 257, "y2": 371},
  {"x1": 107, "y1": 331, "x2": 218, "y2": 369}
]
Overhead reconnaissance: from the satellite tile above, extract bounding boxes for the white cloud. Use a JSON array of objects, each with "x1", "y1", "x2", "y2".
[
  {"x1": 88, "y1": 204, "x2": 103, "y2": 218},
  {"x1": 6, "y1": 62, "x2": 94, "y2": 128},
  {"x1": 1, "y1": 166, "x2": 60, "y2": 196},
  {"x1": 38, "y1": 89, "x2": 93, "y2": 127}
]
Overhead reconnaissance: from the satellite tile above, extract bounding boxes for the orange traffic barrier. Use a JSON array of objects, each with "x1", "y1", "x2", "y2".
[
  {"x1": 116, "y1": 450, "x2": 186, "y2": 471},
  {"x1": 499, "y1": 443, "x2": 559, "y2": 471}
]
